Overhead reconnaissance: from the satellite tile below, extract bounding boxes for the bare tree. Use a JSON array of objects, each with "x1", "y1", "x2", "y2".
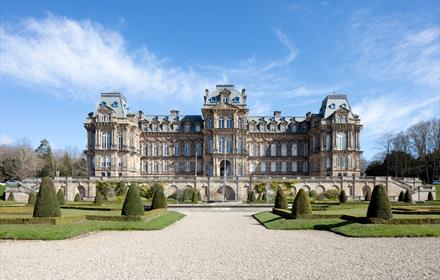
[{"x1": 408, "y1": 120, "x2": 431, "y2": 182}]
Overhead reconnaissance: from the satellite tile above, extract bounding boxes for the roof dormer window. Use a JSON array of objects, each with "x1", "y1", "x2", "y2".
[
  {"x1": 223, "y1": 97, "x2": 228, "y2": 103},
  {"x1": 209, "y1": 96, "x2": 217, "y2": 103},
  {"x1": 232, "y1": 97, "x2": 240, "y2": 103},
  {"x1": 328, "y1": 103, "x2": 336, "y2": 109},
  {"x1": 111, "y1": 101, "x2": 118, "y2": 108}
]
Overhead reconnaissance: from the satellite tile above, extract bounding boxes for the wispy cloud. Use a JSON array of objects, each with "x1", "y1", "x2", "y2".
[
  {"x1": 349, "y1": 12, "x2": 440, "y2": 88},
  {"x1": 0, "y1": 15, "x2": 213, "y2": 103}
]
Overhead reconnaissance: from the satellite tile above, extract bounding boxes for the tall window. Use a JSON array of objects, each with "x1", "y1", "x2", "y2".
[
  {"x1": 218, "y1": 117, "x2": 224, "y2": 128},
  {"x1": 237, "y1": 138, "x2": 243, "y2": 154},
  {"x1": 118, "y1": 157, "x2": 123, "y2": 168},
  {"x1": 238, "y1": 118, "x2": 243, "y2": 129},
  {"x1": 195, "y1": 143, "x2": 202, "y2": 156},
  {"x1": 174, "y1": 144, "x2": 180, "y2": 156},
  {"x1": 302, "y1": 143, "x2": 308, "y2": 156},
  {"x1": 249, "y1": 162, "x2": 255, "y2": 173},
  {"x1": 153, "y1": 143, "x2": 159, "y2": 156},
  {"x1": 163, "y1": 124, "x2": 169, "y2": 132},
  {"x1": 292, "y1": 161, "x2": 297, "y2": 172},
  {"x1": 101, "y1": 131, "x2": 111, "y2": 150},
  {"x1": 163, "y1": 144, "x2": 169, "y2": 157},
  {"x1": 291, "y1": 143, "x2": 297, "y2": 156},
  {"x1": 101, "y1": 156, "x2": 111, "y2": 168},
  {"x1": 208, "y1": 164, "x2": 213, "y2": 176},
  {"x1": 249, "y1": 143, "x2": 256, "y2": 156},
  {"x1": 271, "y1": 144, "x2": 276, "y2": 156},
  {"x1": 184, "y1": 144, "x2": 191, "y2": 157},
  {"x1": 325, "y1": 134, "x2": 331, "y2": 151},
  {"x1": 141, "y1": 160, "x2": 147, "y2": 173},
  {"x1": 302, "y1": 161, "x2": 308, "y2": 173},
  {"x1": 153, "y1": 161, "x2": 159, "y2": 174},
  {"x1": 208, "y1": 117, "x2": 213, "y2": 129},
  {"x1": 336, "y1": 132, "x2": 347, "y2": 150},
  {"x1": 270, "y1": 124, "x2": 276, "y2": 132},
  {"x1": 207, "y1": 137, "x2": 213, "y2": 153},
  {"x1": 175, "y1": 161, "x2": 180, "y2": 173},
  {"x1": 338, "y1": 157, "x2": 347, "y2": 169},
  {"x1": 281, "y1": 143, "x2": 287, "y2": 156},
  {"x1": 259, "y1": 144, "x2": 266, "y2": 157},
  {"x1": 226, "y1": 116, "x2": 233, "y2": 128},
  {"x1": 281, "y1": 162, "x2": 287, "y2": 173},
  {"x1": 184, "y1": 160, "x2": 190, "y2": 172},
  {"x1": 118, "y1": 133, "x2": 123, "y2": 149},
  {"x1": 260, "y1": 161, "x2": 266, "y2": 172},
  {"x1": 226, "y1": 137, "x2": 233, "y2": 153},
  {"x1": 184, "y1": 123, "x2": 191, "y2": 132},
  {"x1": 141, "y1": 143, "x2": 147, "y2": 156},
  {"x1": 163, "y1": 161, "x2": 169, "y2": 173},
  {"x1": 237, "y1": 165, "x2": 243, "y2": 176},
  {"x1": 271, "y1": 161, "x2": 276, "y2": 172},
  {"x1": 195, "y1": 124, "x2": 201, "y2": 132},
  {"x1": 325, "y1": 157, "x2": 331, "y2": 169},
  {"x1": 219, "y1": 137, "x2": 225, "y2": 153}
]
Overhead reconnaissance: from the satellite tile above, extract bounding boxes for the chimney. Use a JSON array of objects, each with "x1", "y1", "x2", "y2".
[
  {"x1": 170, "y1": 110, "x2": 179, "y2": 117},
  {"x1": 242, "y1": 88, "x2": 246, "y2": 96},
  {"x1": 273, "y1": 111, "x2": 281, "y2": 118}
]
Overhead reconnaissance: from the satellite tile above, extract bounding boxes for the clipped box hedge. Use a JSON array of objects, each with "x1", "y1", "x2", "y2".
[
  {"x1": 85, "y1": 215, "x2": 142, "y2": 222},
  {"x1": 272, "y1": 208, "x2": 342, "y2": 219},
  {"x1": 340, "y1": 214, "x2": 440, "y2": 225},
  {"x1": 0, "y1": 215, "x2": 84, "y2": 225}
]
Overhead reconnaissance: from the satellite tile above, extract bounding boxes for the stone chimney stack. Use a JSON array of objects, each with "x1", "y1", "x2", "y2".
[
  {"x1": 170, "y1": 110, "x2": 179, "y2": 117},
  {"x1": 274, "y1": 111, "x2": 281, "y2": 118}
]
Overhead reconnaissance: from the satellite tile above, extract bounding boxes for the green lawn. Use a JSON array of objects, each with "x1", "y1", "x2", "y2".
[{"x1": 253, "y1": 211, "x2": 440, "y2": 237}]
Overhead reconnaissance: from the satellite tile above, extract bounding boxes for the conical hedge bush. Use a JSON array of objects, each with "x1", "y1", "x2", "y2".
[
  {"x1": 364, "y1": 188, "x2": 372, "y2": 201},
  {"x1": 291, "y1": 189, "x2": 312, "y2": 218},
  {"x1": 57, "y1": 189, "x2": 66, "y2": 205},
  {"x1": 339, "y1": 190, "x2": 347, "y2": 203},
  {"x1": 94, "y1": 190, "x2": 103, "y2": 205},
  {"x1": 274, "y1": 188, "x2": 288, "y2": 209},
  {"x1": 74, "y1": 193, "x2": 81, "y2": 202},
  {"x1": 366, "y1": 185, "x2": 392, "y2": 220},
  {"x1": 262, "y1": 192, "x2": 267, "y2": 201},
  {"x1": 398, "y1": 191, "x2": 405, "y2": 202},
  {"x1": 150, "y1": 186, "x2": 168, "y2": 210},
  {"x1": 27, "y1": 192, "x2": 36, "y2": 205},
  {"x1": 249, "y1": 191, "x2": 257, "y2": 203},
  {"x1": 197, "y1": 190, "x2": 202, "y2": 201},
  {"x1": 33, "y1": 177, "x2": 61, "y2": 218},
  {"x1": 404, "y1": 190, "x2": 413, "y2": 203},
  {"x1": 427, "y1": 192, "x2": 433, "y2": 201},
  {"x1": 192, "y1": 189, "x2": 199, "y2": 203},
  {"x1": 121, "y1": 183, "x2": 145, "y2": 216},
  {"x1": 7, "y1": 192, "x2": 15, "y2": 201}
]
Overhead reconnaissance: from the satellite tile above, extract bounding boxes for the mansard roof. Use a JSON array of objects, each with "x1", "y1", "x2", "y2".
[
  {"x1": 141, "y1": 115, "x2": 203, "y2": 123},
  {"x1": 204, "y1": 85, "x2": 247, "y2": 106},
  {"x1": 319, "y1": 93, "x2": 353, "y2": 119},
  {"x1": 93, "y1": 92, "x2": 128, "y2": 118},
  {"x1": 248, "y1": 116, "x2": 307, "y2": 124}
]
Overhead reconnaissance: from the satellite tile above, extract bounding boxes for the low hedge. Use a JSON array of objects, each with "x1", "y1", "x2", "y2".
[
  {"x1": 340, "y1": 215, "x2": 440, "y2": 224},
  {"x1": 60, "y1": 205, "x2": 114, "y2": 211},
  {"x1": 85, "y1": 215, "x2": 142, "y2": 222},
  {"x1": 272, "y1": 208, "x2": 342, "y2": 219},
  {"x1": 0, "y1": 215, "x2": 84, "y2": 225}
]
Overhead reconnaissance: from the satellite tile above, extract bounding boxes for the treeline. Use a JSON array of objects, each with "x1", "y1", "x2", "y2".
[
  {"x1": 366, "y1": 118, "x2": 440, "y2": 183},
  {"x1": 0, "y1": 139, "x2": 87, "y2": 181}
]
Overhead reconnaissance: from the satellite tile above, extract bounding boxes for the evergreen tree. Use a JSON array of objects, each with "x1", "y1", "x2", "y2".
[
  {"x1": 33, "y1": 177, "x2": 61, "y2": 217},
  {"x1": 427, "y1": 192, "x2": 434, "y2": 201},
  {"x1": 27, "y1": 192, "x2": 36, "y2": 205},
  {"x1": 150, "y1": 186, "x2": 168, "y2": 210},
  {"x1": 274, "y1": 188, "x2": 288, "y2": 209},
  {"x1": 94, "y1": 190, "x2": 103, "y2": 205},
  {"x1": 366, "y1": 185, "x2": 392, "y2": 220},
  {"x1": 56, "y1": 189, "x2": 66, "y2": 205},
  {"x1": 74, "y1": 193, "x2": 81, "y2": 202},
  {"x1": 339, "y1": 190, "x2": 347, "y2": 203},
  {"x1": 291, "y1": 189, "x2": 312, "y2": 218},
  {"x1": 121, "y1": 183, "x2": 145, "y2": 216},
  {"x1": 249, "y1": 191, "x2": 257, "y2": 203}
]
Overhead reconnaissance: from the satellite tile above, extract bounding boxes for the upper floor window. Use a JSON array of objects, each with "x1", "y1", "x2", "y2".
[
  {"x1": 141, "y1": 143, "x2": 147, "y2": 156},
  {"x1": 208, "y1": 117, "x2": 213, "y2": 129},
  {"x1": 101, "y1": 114, "x2": 112, "y2": 122},
  {"x1": 259, "y1": 144, "x2": 266, "y2": 157},
  {"x1": 291, "y1": 143, "x2": 297, "y2": 156},
  {"x1": 219, "y1": 137, "x2": 225, "y2": 153},
  {"x1": 101, "y1": 131, "x2": 111, "y2": 150},
  {"x1": 237, "y1": 138, "x2": 243, "y2": 154},
  {"x1": 250, "y1": 124, "x2": 256, "y2": 132},
  {"x1": 281, "y1": 143, "x2": 287, "y2": 156},
  {"x1": 271, "y1": 144, "x2": 276, "y2": 156},
  {"x1": 118, "y1": 133, "x2": 123, "y2": 150},
  {"x1": 226, "y1": 137, "x2": 233, "y2": 153},
  {"x1": 223, "y1": 97, "x2": 228, "y2": 103},
  {"x1": 271, "y1": 161, "x2": 276, "y2": 172},
  {"x1": 325, "y1": 157, "x2": 331, "y2": 169},
  {"x1": 249, "y1": 143, "x2": 256, "y2": 156},
  {"x1": 163, "y1": 125, "x2": 169, "y2": 132},
  {"x1": 195, "y1": 124, "x2": 201, "y2": 132},
  {"x1": 302, "y1": 161, "x2": 308, "y2": 173},
  {"x1": 207, "y1": 137, "x2": 213, "y2": 153},
  {"x1": 238, "y1": 118, "x2": 243, "y2": 129},
  {"x1": 184, "y1": 123, "x2": 191, "y2": 132},
  {"x1": 163, "y1": 144, "x2": 169, "y2": 157},
  {"x1": 336, "y1": 132, "x2": 347, "y2": 150},
  {"x1": 163, "y1": 161, "x2": 169, "y2": 173},
  {"x1": 174, "y1": 143, "x2": 180, "y2": 156},
  {"x1": 195, "y1": 143, "x2": 202, "y2": 156},
  {"x1": 325, "y1": 134, "x2": 331, "y2": 151},
  {"x1": 184, "y1": 160, "x2": 190, "y2": 172},
  {"x1": 184, "y1": 143, "x2": 191, "y2": 157},
  {"x1": 218, "y1": 117, "x2": 224, "y2": 128},
  {"x1": 280, "y1": 124, "x2": 286, "y2": 132},
  {"x1": 281, "y1": 162, "x2": 287, "y2": 173},
  {"x1": 152, "y1": 143, "x2": 159, "y2": 156},
  {"x1": 153, "y1": 161, "x2": 159, "y2": 174},
  {"x1": 237, "y1": 165, "x2": 243, "y2": 176},
  {"x1": 259, "y1": 123, "x2": 266, "y2": 132},
  {"x1": 290, "y1": 124, "x2": 297, "y2": 132},
  {"x1": 152, "y1": 124, "x2": 158, "y2": 131},
  {"x1": 292, "y1": 161, "x2": 298, "y2": 172},
  {"x1": 226, "y1": 116, "x2": 233, "y2": 128},
  {"x1": 270, "y1": 124, "x2": 276, "y2": 132},
  {"x1": 302, "y1": 143, "x2": 309, "y2": 156},
  {"x1": 232, "y1": 97, "x2": 240, "y2": 103},
  {"x1": 260, "y1": 161, "x2": 266, "y2": 172},
  {"x1": 249, "y1": 162, "x2": 256, "y2": 173}
]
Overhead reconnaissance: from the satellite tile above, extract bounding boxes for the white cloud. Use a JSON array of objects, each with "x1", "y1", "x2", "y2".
[
  {"x1": 350, "y1": 13, "x2": 440, "y2": 88},
  {"x1": 0, "y1": 15, "x2": 212, "y2": 103}
]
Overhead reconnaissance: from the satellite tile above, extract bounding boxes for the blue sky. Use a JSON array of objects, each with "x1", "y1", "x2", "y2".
[{"x1": 1, "y1": 0, "x2": 439, "y2": 159}]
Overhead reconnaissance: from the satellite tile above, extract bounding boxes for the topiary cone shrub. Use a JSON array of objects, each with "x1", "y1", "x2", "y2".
[
  {"x1": 94, "y1": 190, "x2": 103, "y2": 205},
  {"x1": 74, "y1": 193, "x2": 81, "y2": 202},
  {"x1": 249, "y1": 191, "x2": 257, "y2": 203},
  {"x1": 196, "y1": 190, "x2": 202, "y2": 201},
  {"x1": 27, "y1": 192, "x2": 36, "y2": 205},
  {"x1": 257, "y1": 193, "x2": 263, "y2": 201},
  {"x1": 121, "y1": 183, "x2": 145, "y2": 216},
  {"x1": 366, "y1": 185, "x2": 392, "y2": 221},
  {"x1": 291, "y1": 189, "x2": 312, "y2": 218},
  {"x1": 150, "y1": 186, "x2": 168, "y2": 210},
  {"x1": 404, "y1": 190, "x2": 413, "y2": 203},
  {"x1": 262, "y1": 192, "x2": 267, "y2": 201},
  {"x1": 33, "y1": 177, "x2": 61, "y2": 218},
  {"x1": 364, "y1": 189, "x2": 372, "y2": 201},
  {"x1": 339, "y1": 190, "x2": 347, "y2": 203},
  {"x1": 191, "y1": 189, "x2": 199, "y2": 203},
  {"x1": 427, "y1": 192, "x2": 434, "y2": 201},
  {"x1": 398, "y1": 191, "x2": 405, "y2": 202},
  {"x1": 57, "y1": 189, "x2": 66, "y2": 205},
  {"x1": 7, "y1": 192, "x2": 15, "y2": 201},
  {"x1": 274, "y1": 188, "x2": 288, "y2": 209}
]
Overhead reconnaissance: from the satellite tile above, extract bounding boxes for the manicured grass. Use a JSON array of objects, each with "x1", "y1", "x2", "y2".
[
  {"x1": 0, "y1": 211, "x2": 185, "y2": 240},
  {"x1": 253, "y1": 211, "x2": 440, "y2": 237}
]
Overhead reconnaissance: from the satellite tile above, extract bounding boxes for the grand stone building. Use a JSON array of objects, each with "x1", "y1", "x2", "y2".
[{"x1": 84, "y1": 85, "x2": 362, "y2": 179}]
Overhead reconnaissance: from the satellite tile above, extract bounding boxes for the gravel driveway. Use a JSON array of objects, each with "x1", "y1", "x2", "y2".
[{"x1": 1, "y1": 211, "x2": 439, "y2": 280}]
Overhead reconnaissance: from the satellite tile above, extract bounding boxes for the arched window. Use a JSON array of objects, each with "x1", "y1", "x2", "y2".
[
  {"x1": 336, "y1": 132, "x2": 347, "y2": 150},
  {"x1": 238, "y1": 118, "x2": 243, "y2": 129},
  {"x1": 218, "y1": 117, "x2": 224, "y2": 128},
  {"x1": 208, "y1": 117, "x2": 213, "y2": 129},
  {"x1": 101, "y1": 131, "x2": 111, "y2": 149},
  {"x1": 226, "y1": 116, "x2": 233, "y2": 128}
]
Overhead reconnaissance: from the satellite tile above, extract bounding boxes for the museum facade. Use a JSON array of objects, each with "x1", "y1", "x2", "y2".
[{"x1": 84, "y1": 85, "x2": 363, "y2": 179}]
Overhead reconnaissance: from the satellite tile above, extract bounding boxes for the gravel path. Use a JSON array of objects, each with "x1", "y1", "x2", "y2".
[{"x1": 1, "y1": 211, "x2": 439, "y2": 280}]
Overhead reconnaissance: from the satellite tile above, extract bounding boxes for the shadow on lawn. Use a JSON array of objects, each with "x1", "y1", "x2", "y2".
[{"x1": 313, "y1": 220, "x2": 355, "y2": 231}]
